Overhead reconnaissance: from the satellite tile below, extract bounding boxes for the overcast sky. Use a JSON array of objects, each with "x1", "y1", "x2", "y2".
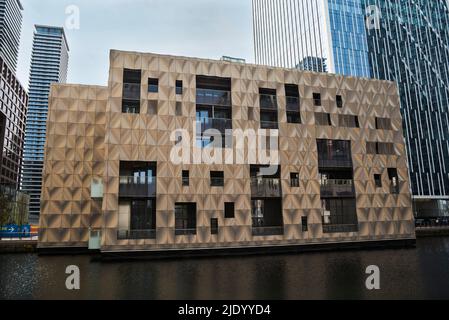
[{"x1": 16, "y1": 0, "x2": 254, "y2": 87}]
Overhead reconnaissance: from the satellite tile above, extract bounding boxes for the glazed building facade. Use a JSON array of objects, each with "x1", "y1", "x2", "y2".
[{"x1": 38, "y1": 50, "x2": 415, "y2": 253}]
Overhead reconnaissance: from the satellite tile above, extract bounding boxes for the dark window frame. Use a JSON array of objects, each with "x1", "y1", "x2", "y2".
[{"x1": 225, "y1": 202, "x2": 235, "y2": 219}]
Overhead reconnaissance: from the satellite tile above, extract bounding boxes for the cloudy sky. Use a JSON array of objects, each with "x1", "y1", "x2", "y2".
[{"x1": 16, "y1": 0, "x2": 254, "y2": 87}]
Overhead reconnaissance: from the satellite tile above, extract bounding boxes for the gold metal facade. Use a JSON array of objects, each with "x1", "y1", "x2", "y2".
[{"x1": 39, "y1": 50, "x2": 415, "y2": 252}]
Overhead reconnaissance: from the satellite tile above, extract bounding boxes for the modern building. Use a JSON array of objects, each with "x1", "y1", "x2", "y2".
[
  {"x1": 0, "y1": 55, "x2": 28, "y2": 188},
  {"x1": 38, "y1": 50, "x2": 414, "y2": 253},
  {"x1": 363, "y1": 0, "x2": 449, "y2": 217},
  {"x1": 22, "y1": 25, "x2": 69, "y2": 222},
  {"x1": 252, "y1": 0, "x2": 449, "y2": 216},
  {"x1": 252, "y1": 0, "x2": 371, "y2": 77},
  {"x1": 0, "y1": 0, "x2": 23, "y2": 73}
]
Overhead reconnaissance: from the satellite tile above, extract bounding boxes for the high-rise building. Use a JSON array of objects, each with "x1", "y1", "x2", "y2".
[
  {"x1": 252, "y1": 0, "x2": 449, "y2": 216},
  {"x1": 37, "y1": 50, "x2": 415, "y2": 253},
  {"x1": 22, "y1": 25, "x2": 69, "y2": 221},
  {"x1": 0, "y1": 55, "x2": 27, "y2": 188},
  {"x1": 252, "y1": 0, "x2": 371, "y2": 77},
  {"x1": 0, "y1": 0, "x2": 23, "y2": 73},
  {"x1": 363, "y1": 0, "x2": 449, "y2": 216}
]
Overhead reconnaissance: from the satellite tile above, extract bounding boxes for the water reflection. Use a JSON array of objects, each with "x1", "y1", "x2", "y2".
[{"x1": 1, "y1": 238, "x2": 449, "y2": 299}]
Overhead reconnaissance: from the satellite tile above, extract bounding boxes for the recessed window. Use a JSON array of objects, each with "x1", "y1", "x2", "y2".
[
  {"x1": 376, "y1": 117, "x2": 392, "y2": 130},
  {"x1": 315, "y1": 112, "x2": 332, "y2": 126},
  {"x1": 148, "y1": 100, "x2": 158, "y2": 115},
  {"x1": 210, "y1": 171, "x2": 224, "y2": 187},
  {"x1": 290, "y1": 173, "x2": 300, "y2": 188},
  {"x1": 374, "y1": 174, "x2": 382, "y2": 188},
  {"x1": 182, "y1": 170, "x2": 189, "y2": 186},
  {"x1": 336, "y1": 95, "x2": 343, "y2": 108},
  {"x1": 176, "y1": 80, "x2": 183, "y2": 95},
  {"x1": 122, "y1": 100, "x2": 140, "y2": 114},
  {"x1": 338, "y1": 114, "x2": 359, "y2": 128},
  {"x1": 225, "y1": 202, "x2": 235, "y2": 219},
  {"x1": 302, "y1": 216, "x2": 308, "y2": 232},
  {"x1": 175, "y1": 102, "x2": 182, "y2": 116},
  {"x1": 211, "y1": 218, "x2": 218, "y2": 235},
  {"x1": 175, "y1": 203, "x2": 197, "y2": 235},
  {"x1": 148, "y1": 78, "x2": 159, "y2": 93},
  {"x1": 313, "y1": 93, "x2": 321, "y2": 106}
]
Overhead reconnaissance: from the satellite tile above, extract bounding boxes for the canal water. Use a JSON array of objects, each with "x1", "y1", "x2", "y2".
[{"x1": 1, "y1": 237, "x2": 449, "y2": 300}]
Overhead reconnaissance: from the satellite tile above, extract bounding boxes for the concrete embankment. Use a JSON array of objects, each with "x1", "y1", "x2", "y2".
[{"x1": 0, "y1": 240, "x2": 37, "y2": 253}]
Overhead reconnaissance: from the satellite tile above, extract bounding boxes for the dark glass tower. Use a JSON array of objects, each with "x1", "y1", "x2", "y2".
[
  {"x1": 0, "y1": 0, "x2": 23, "y2": 73},
  {"x1": 364, "y1": 0, "x2": 449, "y2": 215},
  {"x1": 22, "y1": 25, "x2": 69, "y2": 221}
]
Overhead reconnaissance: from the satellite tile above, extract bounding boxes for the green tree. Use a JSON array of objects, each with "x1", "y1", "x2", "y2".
[{"x1": 0, "y1": 192, "x2": 12, "y2": 229}]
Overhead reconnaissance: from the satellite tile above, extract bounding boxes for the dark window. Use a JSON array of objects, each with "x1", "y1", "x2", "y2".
[
  {"x1": 388, "y1": 168, "x2": 400, "y2": 194},
  {"x1": 175, "y1": 203, "x2": 197, "y2": 235},
  {"x1": 225, "y1": 202, "x2": 235, "y2": 219},
  {"x1": 302, "y1": 216, "x2": 308, "y2": 232},
  {"x1": 211, "y1": 171, "x2": 224, "y2": 187},
  {"x1": 148, "y1": 100, "x2": 158, "y2": 115},
  {"x1": 122, "y1": 99, "x2": 140, "y2": 114},
  {"x1": 290, "y1": 172, "x2": 300, "y2": 187},
  {"x1": 148, "y1": 78, "x2": 159, "y2": 93},
  {"x1": 176, "y1": 80, "x2": 183, "y2": 95},
  {"x1": 374, "y1": 174, "x2": 382, "y2": 188},
  {"x1": 378, "y1": 142, "x2": 395, "y2": 155},
  {"x1": 376, "y1": 117, "x2": 392, "y2": 130},
  {"x1": 182, "y1": 170, "x2": 189, "y2": 186},
  {"x1": 175, "y1": 102, "x2": 182, "y2": 116},
  {"x1": 366, "y1": 142, "x2": 377, "y2": 154},
  {"x1": 336, "y1": 95, "x2": 343, "y2": 108},
  {"x1": 315, "y1": 112, "x2": 332, "y2": 126},
  {"x1": 338, "y1": 114, "x2": 359, "y2": 128},
  {"x1": 211, "y1": 218, "x2": 219, "y2": 235},
  {"x1": 313, "y1": 93, "x2": 321, "y2": 106}
]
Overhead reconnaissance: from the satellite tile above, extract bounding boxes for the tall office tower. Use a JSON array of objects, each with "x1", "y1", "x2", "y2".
[
  {"x1": 22, "y1": 25, "x2": 69, "y2": 221},
  {"x1": 252, "y1": 0, "x2": 371, "y2": 77},
  {"x1": 0, "y1": 0, "x2": 23, "y2": 73},
  {"x1": 363, "y1": 0, "x2": 449, "y2": 215},
  {"x1": 0, "y1": 56, "x2": 27, "y2": 188},
  {"x1": 252, "y1": 0, "x2": 449, "y2": 215}
]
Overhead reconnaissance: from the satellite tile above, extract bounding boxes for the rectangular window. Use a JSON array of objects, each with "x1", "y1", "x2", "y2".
[
  {"x1": 302, "y1": 216, "x2": 308, "y2": 232},
  {"x1": 315, "y1": 112, "x2": 331, "y2": 126},
  {"x1": 182, "y1": 170, "x2": 189, "y2": 186},
  {"x1": 378, "y1": 142, "x2": 395, "y2": 155},
  {"x1": 175, "y1": 102, "x2": 182, "y2": 116},
  {"x1": 176, "y1": 80, "x2": 183, "y2": 95},
  {"x1": 338, "y1": 114, "x2": 359, "y2": 128},
  {"x1": 225, "y1": 202, "x2": 235, "y2": 219},
  {"x1": 210, "y1": 171, "x2": 224, "y2": 187},
  {"x1": 374, "y1": 174, "x2": 382, "y2": 188},
  {"x1": 175, "y1": 203, "x2": 197, "y2": 235},
  {"x1": 336, "y1": 95, "x2": 343, "y2": 108},
  {"x1": 366, "y1": 142, "x2": 377, "y2": 155},
  {"x1": 376, "y1": 117, "x2": 392, "y2": 130},
  {"x1": 211, "y1": 218, "x2": 219, "y2": 235},
  {"x1": 313, "y1": 93, "x2": 321, "y2": 106},
  {"x1": 290, "y1": 172, "x2": 300, "y2": 188},
  {"x1": 148, "y1": 78, "x2": 159, "y2": 93},
  {"x1": 122, "y1": 99, "x2": 140, "y2": 114}
]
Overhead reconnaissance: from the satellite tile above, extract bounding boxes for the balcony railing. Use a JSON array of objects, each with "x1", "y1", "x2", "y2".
[
  {"x1": 318, "y1": 158, "x2": 353, "y2": 168},
  {"x1": 117, "y1": 229, "x2": 156, "y2": 240},
  {"x1": 252, "y1": 226, "x2": 284, "y2": 237},
  {"x1": 119, "y1": 176, "x2": 156, "y2": 198},
  {"x1": 260, "y1": 121, "x2": 279, "y2": 130},
  {"x1": 320, "y1": 179, "x2": 355, "y2": 197},
  {"x1": 251, "y1": 178, "x2": 282, "y2": 197},
  {"x1": 260, "y1": 94, "x2": 277, "y2": 109},
  {"x1": 196, "y1": 117, "x2": 233, "y2": 134},
  {"x1": 196, "y1": 89, "x2": 231, "y2": 106},
  {"x1": 123, "y1": 83, "x2": 140, "y2": 100},
  {"x1": 322, "y1": 224, "x2": 359, "y2": 234},
  {"x1": 175, "y1": 228, "x2": 197, "y2": 236},
  {"x1": 286, "y1": 96, "x2": 300, "y2": 112}
]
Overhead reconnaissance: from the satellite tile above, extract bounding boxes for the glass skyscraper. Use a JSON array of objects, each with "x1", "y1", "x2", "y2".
[
  {"x1": 22, "y1": 25, "x2": 69, "y2": 221},
  {"x1": 0, "y1": 0, "x2": 23, "y2": 73},
  {"x1": 252, "y1": 0, "x2": 371, "y2": 77},
  {"x1": 252, "y1": 0, "x2": 449, "y2": 214}
]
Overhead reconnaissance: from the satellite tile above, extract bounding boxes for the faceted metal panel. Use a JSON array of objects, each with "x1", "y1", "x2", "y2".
[{"x1": 39, "y1": 50, "x2": 415, "y2": 252}]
